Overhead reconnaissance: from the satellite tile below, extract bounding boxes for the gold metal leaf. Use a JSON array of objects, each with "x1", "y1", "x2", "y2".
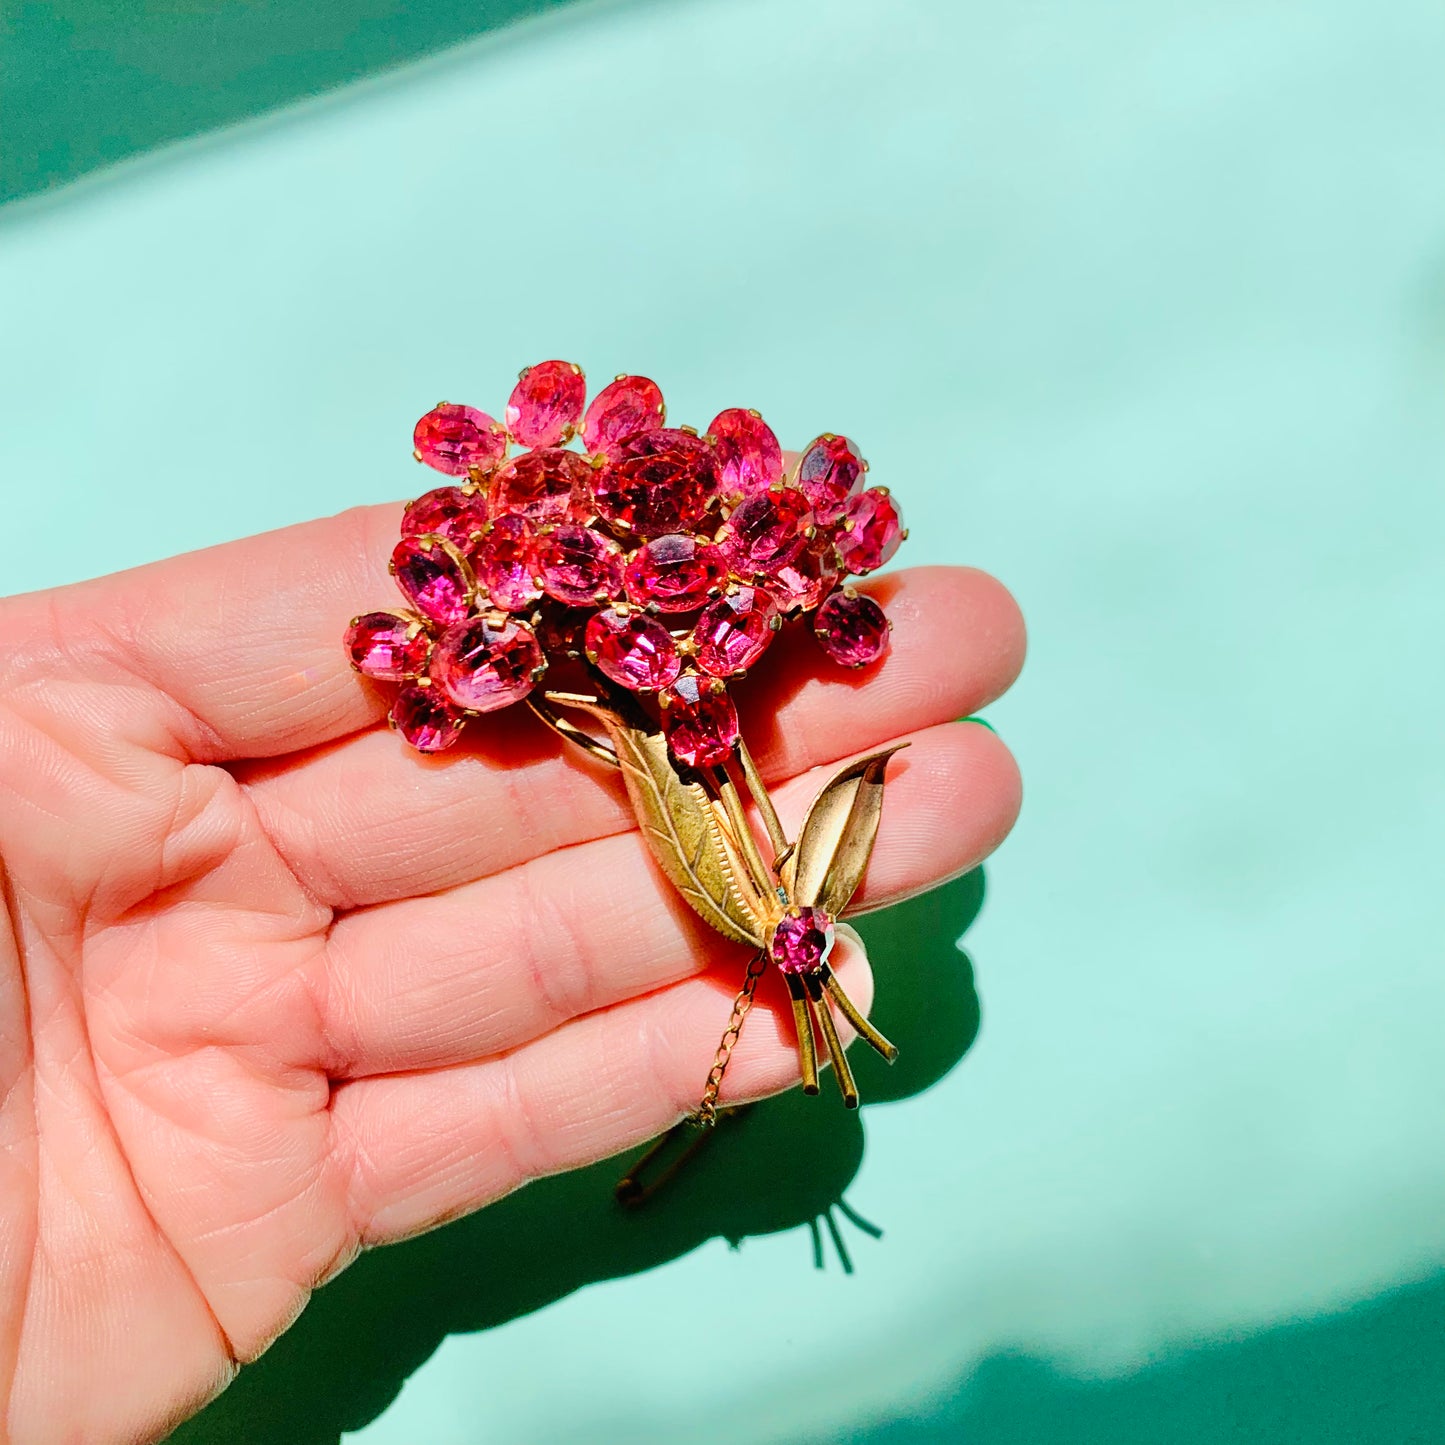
[
  {"x1": 545, "y1": 692, "x2": 771, "y2": 948},
  {"x1": 782, "y1": 743, "x2": 909, "y2": 916}
]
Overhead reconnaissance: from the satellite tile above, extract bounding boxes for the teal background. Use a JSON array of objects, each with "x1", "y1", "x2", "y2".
[{"x1": 3, "y1": 0, "x2": 1444, "y2": 1440}]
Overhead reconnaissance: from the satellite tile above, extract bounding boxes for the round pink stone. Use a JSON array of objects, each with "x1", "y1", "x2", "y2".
[
  {"x1": 835, "y1": 488, "x2": 904, "y2": 575},
  {"x1": 432, "y1": 615, "x2": 545, "y2": 713},
  {"x1": 401, "y1": 485, "x2": 489, "y2": 546},
  {"x1": 708, "y1": 408, "x2": 783, "y2": 498},
  {"x1": 623, "y1": 533, "x2": 728, "y2": 612},
  {"x1": 814, "y1": 589, "x2": 890, "y2": 668},
  {"x1": 505, "y1": 361, "x2": 587, "y2": 448},
  {"x1": 470, "y1": 513, "x2": 542, "y2": 612},
  {"x1": 581, "y1": 375, "x2": 665, "y2": 456},
  {"x1": 491, "y1": 447, "x2": 593, "y2": 525},
  {"x1": 766, "y1": 548, "x2": 839, "y2": 615},
  {"x1": 585, "y1": 608, "x2": 682, "y2": 692},
  {"x1": 345, "y1": 611, "x2": 431, "y2": 681},
  {"x1": 413, "y1": 403, "x2": 507, "y2": 476},
  {"x1": 535, "y1": 524, "x2": 624, "y2": 605},
  {"x1": 661, "y1": 673, "x2": 739, "y2": 769},
  {"x1": 692, "y1": 587, "x2": 779, "y2": 677},
  {"x1": 593, "y1": 429, "x2": 717, "y2": 536},
  {"x1": 796, "y1": 435, "x2": 865, "y2": 525},
  {"x1": 391, "y1": 683, "x2": 466, "y2": 753},
  {"x1": 769, "y1": 906, "x2": 836, "y2": 975},
  {"x1": 717, "y1": 486, "x2": 813, "y2": 577},
  {"x1": 391, "y1": 535, "x2": 474, "y2": 627}
]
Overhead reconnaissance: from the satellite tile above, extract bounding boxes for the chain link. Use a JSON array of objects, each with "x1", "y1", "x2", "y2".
[{"x1": 694, "y1": 949, "x2": 769, "y2": 1127}]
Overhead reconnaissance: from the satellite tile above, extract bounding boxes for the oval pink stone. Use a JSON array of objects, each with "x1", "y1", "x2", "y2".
[
  {"x1": 401, "y1": 486, "x2": 490, "y2": 546},
  {"x1": 796, "y1": 434, "x2": 865, "y2": 525},
  {"x1": 391, "y1": 683, "x2": 466, "y2": 753},
  {"x1": 661, "y1": 673, "x2": 739, "y2": 769},
  {"x1": 717, "y1": 486, "x2": 813, "y2": 577},
  {"x1": 345, "y1": 611, "x2": 432, "y2": 681},
  {"x1": 413, "y1": 403, "x2": 507, "y2": 476},
  {"x1": 624, "y1": 533, "x2": 728, "y2": 612},
  {"x1": 391, "y1": 535, "x2": 474, "y2": 626},
  {"x1": 814, "y1": 589, "x2": 890, "y2": 668},
  {"x1": 581, "y1": 375, "x2": 665, "y2": 456},
  {"x1": 593, "y1": 429, "x2": 717, "y2": 536},
  {"x1": 432, "y1": 615, "x2": 545, "y2": 712},
  {"x1": 491, "y1": 448, "x2": 592, "y2": 525},
  {"x1": 585, "y1": 608, "x2": 682, "y2": 692},
  {"x1": 769, "y1": 906, "x2": 835, "y2": 975},
  {"x1": 708, "y1": 408, "x2": 783, "y2": 498},
  {"x1": 505, "y1": 361, "x2": 587, "y2": 448},
  {"x1": 470, "y1": 513, "x2": 542, "y2": 612},
  {"x1": 766, "y1": 548, "x2": 839, "y2": 615},
  {"x1": 692, "y1": 587, "x2": 779, "y2": 677},
  {"x1": 835, "y1": 488, "x2": 904, "y2": 575},
  {"x1": 535, "y1": 524, "x2": 624, "y2": 605}
]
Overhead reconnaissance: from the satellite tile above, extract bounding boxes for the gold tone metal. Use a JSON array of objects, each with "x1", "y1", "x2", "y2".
[
  {"x1": 783, "y1": 743, "x2": 909, "y2": 913},
  {"x1": 525, "y1": 695, "x2": 619, "y2": 768},
  {"x1": 696, "y1": 950, "x2": 769, "y2": 1125},
  {"x1": 546, "y1": 693, "x2": 769, "y2": 947},
  {"x1": 736, "y1": 736, "x2": 789, "y2": 867},
  {"x1": 805, "y1": 972, "x2": 858, "y2": 1108},
  {"x1": 822, "y1": 965, "x2": 899, "y2": 1062},
  {"x1": 712, "y1": 763, "x2": 776, "y2": 902},
  {"x1": 785, "y1": 973, "x2": 820, "y2": 1094}
]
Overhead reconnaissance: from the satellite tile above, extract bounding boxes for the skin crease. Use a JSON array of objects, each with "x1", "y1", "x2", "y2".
[{"x1": 0, "y1": 501, "x2": 1024, "y2": 1445}]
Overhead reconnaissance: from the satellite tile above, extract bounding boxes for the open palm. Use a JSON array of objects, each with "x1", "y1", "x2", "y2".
[{"x1": 0, "y1": 502, "x2": 1023, "y2": 1444}]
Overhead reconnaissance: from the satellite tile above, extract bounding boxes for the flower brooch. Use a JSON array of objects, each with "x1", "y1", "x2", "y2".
[{"x1": 345, "y1": 362, "x2": 908, "y2": 1129}]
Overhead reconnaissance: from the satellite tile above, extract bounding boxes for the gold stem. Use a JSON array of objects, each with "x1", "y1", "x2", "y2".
[
  {"x1": 712, "y1": 764, "x2": 777, "y2": 902},
  {"x1": 528, "y1": 694, "x2": 620, "y2": 768},
  {"x1": 785, "y1": 973, "x2": 820, "y2": 1094},
  {"x1": 736, "y1": 735, "x2": 789, "y2": 867},
  {"x1": 805, "y1": 973, "x2": 858, "y2": 1108},
  {"x1": 822, "y1": 966, "x2": 899, "y2": 1063}
]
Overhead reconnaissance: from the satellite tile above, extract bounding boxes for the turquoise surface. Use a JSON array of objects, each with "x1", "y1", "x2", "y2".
[{"x1": 2, "y1": 0, "x2": 1444, "y2": 1440}]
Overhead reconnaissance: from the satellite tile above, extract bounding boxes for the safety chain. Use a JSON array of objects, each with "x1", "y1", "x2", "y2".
[{"x1": 694, "y1": 949, "x2": 769, "y2": 1127}]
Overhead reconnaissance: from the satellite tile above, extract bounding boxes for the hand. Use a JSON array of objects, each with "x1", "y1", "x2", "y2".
[{"x1": 0, "y1": 503, "x2": 1024, "y2": 1444}]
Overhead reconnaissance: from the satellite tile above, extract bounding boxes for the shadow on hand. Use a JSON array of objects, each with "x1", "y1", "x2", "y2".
[{"x1": 167, "y1": 869, "x2": 986, "y2": 1444}]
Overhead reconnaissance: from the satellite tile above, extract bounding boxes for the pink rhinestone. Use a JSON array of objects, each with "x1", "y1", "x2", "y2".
[
  {"x1": 593, "y1": 429, "x2": 717, "y2": 536},
  {"x1": 491, "y1": 448, "x2": 593, "y2": 525},
  {"x1": 814, "y1": 589, "x2": 890, "y2": 668},
  {"x1": 391, "y1": 535, "x2": 474, "y2": 627},
  {"x1": 391, "y1": 683, "x2": 466, "y2": 752},
  {"x1": 692, "y1": 587, "x2": 779, "y2": 677},
  {"x1": 535, "y1": 524, "x2": 624, "y2": 605},
  {"x1": 432, "y1": 615, "x2": 545, "y2": 712},
  {"x1": 345, "y1": 611, "x2": 431, "y2": 681},
  {"x1": 796, "y1": 435, "x2": 865, "y2": 524},
  {"x1": 769, "y1": 907, "x2": 835, "y2": 975},
  {"x1": 767, "y1": 549, "x2": 839, "y2": 614},
  {"x1": 661, "y1": 673, "x2": 739, "y2": 769},
  {"x1": 581, "y1": 375, "x2": 665, "y2": 456},
  {"x1": 401, "y1": 486, "x2": 489, "y2": 546},
  {"x1": 708, "y1": 408, "x2": 783, "y2": 498},
  {"x1": 624, "y1": 533, "x2": 728, "y2": 612},
  {"x1": 585, "y1": 608, "x2": 682, "y2": 692},
  {"x1": 470, "y1": 513, "x2": 542, "y2": 612},
  {"x1": 717, "y1": 486, "x2": 813, "y2": 577},
  {"x1": 505, "y1": 361, "x2": 587, "y2": 448},
  {"x1": 413, "y1": 403, "x2": 507, "y2": 476},
  {"x1": 835, "y1": 488, "x2": 904, "y2": 575}
]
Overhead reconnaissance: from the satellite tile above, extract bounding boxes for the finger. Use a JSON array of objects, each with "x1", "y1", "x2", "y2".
[
  {"x1": 328, "y1": 931, "x2": 874, "y2": 1246},
  {"x1": 51, "y1": 503, "x2": 404, "y2": 762},
  {"x1": 240, "y1": 565, "x2": 1025, "y2": 909},
  {"x1": 319, "y1": 720, "x2": 1018, "y2": 1078}
]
